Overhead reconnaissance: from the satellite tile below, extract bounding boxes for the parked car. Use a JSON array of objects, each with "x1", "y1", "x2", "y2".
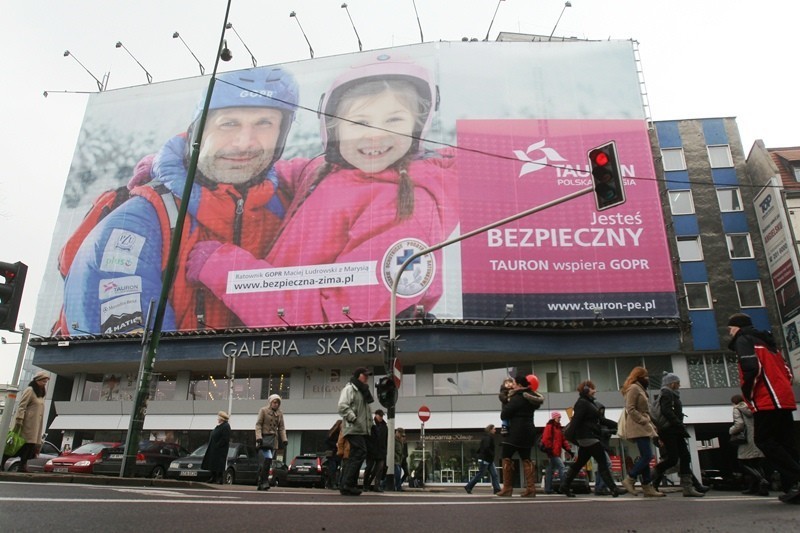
[
  {"x1": 286, "y1": 453, "x2": 327, "y2": 488},
  {"x1": 93, "y1": 440, "x2": 190, "y2": 478},
  {"x1": 269, "y1": 459, "x2": 289, "y2": 487},
  {"x1": 3, "y1": 441, "x2": 61, "y2": 472},
  {"x1": 547, "y1": 460, "x2": 591, "y2": 494},
  {"x1": 166, "y1": 442, "x2": 260, "y2": 485},
  {"x1": 43, "y1": 442, "x2": 121, "y2": 474}
]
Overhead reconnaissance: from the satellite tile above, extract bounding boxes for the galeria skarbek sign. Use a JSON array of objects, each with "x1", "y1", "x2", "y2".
[{"x1": 221, "y1": 333, "x2": 390, "y2": 358}]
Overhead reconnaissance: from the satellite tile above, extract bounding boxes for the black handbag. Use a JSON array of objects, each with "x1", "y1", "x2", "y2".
[{"x1": 260, "y1": 434, "x2": 276, "y2": 450}]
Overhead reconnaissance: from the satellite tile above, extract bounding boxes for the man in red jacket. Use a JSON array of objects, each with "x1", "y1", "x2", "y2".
[
  {"x1": 541, "y1": 411, "x2": 574, "y2": 494},
  {"x1": 728, "y1": 313, "x2": 800, "y2": 503}
]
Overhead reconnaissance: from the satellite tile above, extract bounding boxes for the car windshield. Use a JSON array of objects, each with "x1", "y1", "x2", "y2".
[
  {"x1": 70, "y1": 442, "x2": 112, "y2": 455},
  {"x1": 190, "y1": 444, "x2": 208, "y2": 456}
]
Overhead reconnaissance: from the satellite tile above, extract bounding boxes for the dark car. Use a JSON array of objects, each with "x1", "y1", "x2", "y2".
[
  {"x1": 44, "y1": 442, "x2": 121, "y2": 474},
  {"x1": 269, "y1": 459, "x2": 289, "y2": 487},
  {"x1": 548, "y1": 460, "x2": 591, "y2": 494},
  {"x1": 3, "y1": 441, "x2": 61, "y2": 472},
  {"x1": 166, "y1": 442, "x2": 260, "y2": 485},
  {"x1": 286, "y1": 454, "x2": 327, "y2": 488},
  {"x1": 93, "y1": 440, "x2": 190, "y2": 478}
]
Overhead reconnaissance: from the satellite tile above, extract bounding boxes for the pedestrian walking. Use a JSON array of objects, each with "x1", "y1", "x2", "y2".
[
  {"x1": 651, "y1": 372, "x2": 703, "y2": 497},
  {"x1": 9, "y1": 371, "x2": 50, "y2": 472},
  {"x1": 619, "y1": 367, "x2": 664, "y2": 497},
  {"x1": 728, "y1": 313, "x2": 800, "y2": 503},
  {"x1": 464, "y1": 424, "x2": 501, "y2": 494},
  {"x1": 730, "y1": 394, "x2": 769, "y2": 496},
  {"x1": 364, "y1": 409, "x2": 388, "y2": 491},
  {"x1": 561, "y1": 380, "x2": 620, "y2": 498},
  {"x1": 202, "y1": 411, "x2": 231, "y2": 484},
  {"x1": 496, "y1": 373, "x2": 543, "y2": 497},
  {"x1": 394, "y1": 428, "x2": 408, "y2": 491},
  {"x1": 255, "y1": 394, "x2": 288, "y2": 491},
  {"x1": 337, "y1": 367, "x2": 374, "y2": 496},
  {"x1": 541, "y1": 412, "x2": 574, "y2": 494},
  {"x1": 324, "y1": 419, "x2": 343, "y2": 490}
]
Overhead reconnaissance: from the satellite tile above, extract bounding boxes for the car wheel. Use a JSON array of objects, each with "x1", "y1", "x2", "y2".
[
  {"x1": 150, "y1": 466, "x2": 166, "y2": 479},
  {"x1": 224, "y1": 469, "x2": 234, "y2": 485},
  {"x1": 7, "y1": 463, "x2": 20, "y2": 472}
]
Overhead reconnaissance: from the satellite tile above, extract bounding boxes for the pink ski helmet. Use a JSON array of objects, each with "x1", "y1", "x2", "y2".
[{"x1": 317, "y1": 53, "x2": 439, "y2": 164}]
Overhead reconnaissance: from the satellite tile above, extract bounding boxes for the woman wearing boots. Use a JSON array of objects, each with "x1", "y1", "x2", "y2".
[
  {"x1": 730, "y1": 394, "x2": 770, "y2": 496},
  {"x1": 651, "y1": 373, "x2": 704, "y2": 497},
  {"x1": 619, "y1": 367, "x2": 664, "y2": 497},
  {"x1": 561, "y1": 380, "x2": 621, "y2": 498},
  {"x1": 496, "y1": 374, "x2": 543, "y2": 497}
]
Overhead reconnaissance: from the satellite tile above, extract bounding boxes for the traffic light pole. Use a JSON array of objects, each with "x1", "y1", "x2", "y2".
[
  {"x1": 120, "y1": 0, "x2": 233, "y2": 477},
  {"x1": 0, "y1": 327, "x2": 31, "y2": 459},
  {"x1": 383, "y1": 185, "x2": 594, "y2": 490}
]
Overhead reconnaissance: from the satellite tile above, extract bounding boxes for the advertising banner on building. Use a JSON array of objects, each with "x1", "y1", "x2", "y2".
[{"x1": 34, "y1": 40, "x2": 678, "y2": 336}]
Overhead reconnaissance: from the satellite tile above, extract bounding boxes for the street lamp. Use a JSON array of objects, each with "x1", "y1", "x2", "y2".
[
  {"x1": 115, "y1": 41, "x2": 153, "y2": 84},
  {"x1": 549, "y1": 1, "x2": 573, "y2": 41},
  {"x1": 225, "y1": 22, "x2": 257, "y2": 68},
  {"x1": 63, "y1": 50, "x2": 107, "y2": 91},
  {"x1": 289, "y1": 11, "x2": 314, "y2": 59},
  {"x1": 172, "y1": 31, "x2": 206, "y2": 75},
  {"x1": 484, "y1": 0, "x2": 505, "y2": 42},
  {"x1": 341, "y1": 3, "x2": 363, "y2": 52}
]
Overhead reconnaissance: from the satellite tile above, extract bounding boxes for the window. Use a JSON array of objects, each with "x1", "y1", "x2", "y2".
[
  {"x1": 726, "y1": 234, "x2": 753, "y2": 259},
  {"x1": 685, "y1": 283, "x2": 712, "y2": 309},
  {"x1": 794, "y1": 165, "x2": 800, "y2": 182},
  {"x1": 676, "y1": 236, "x2": 703, "y2": 261},
  {"x1": 708, "y1": 145, "x2": 733, "y2": 168},
  {"x1": 661, "y1": 148, "x2": 686, "y2": 171},
  {"x1": 668, "y1": 190, "x2": 694, "y2": 215},
  {"x1": 687, "y1": 353, "x2": 739, "y2": 388},
  {"x1": 191, "y1": 372, "x2": 290, "y2": 400},
  {"x1": 717, "y1": 188, "x2": 743, "y2": 212},
  {"x1": 736, "y1": 280, "x2": 764, "y2": 308}
]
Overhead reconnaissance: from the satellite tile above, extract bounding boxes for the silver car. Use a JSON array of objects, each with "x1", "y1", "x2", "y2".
[{"x1": 3, "y1": 441, "x2": 61, "y2": 472}]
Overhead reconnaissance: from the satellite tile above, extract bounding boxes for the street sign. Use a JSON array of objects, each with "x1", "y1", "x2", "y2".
[
  {"x1": 418, "y1": 405, "x2": 431, "y2": 422},
  {"x1": 392, "y1": 357, "x2": 403, "y2": 389}
]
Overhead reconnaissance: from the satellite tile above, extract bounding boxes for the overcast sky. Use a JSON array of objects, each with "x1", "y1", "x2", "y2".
[{"x1": 2, "y1": 0, "x2": 798, "y2": 383}]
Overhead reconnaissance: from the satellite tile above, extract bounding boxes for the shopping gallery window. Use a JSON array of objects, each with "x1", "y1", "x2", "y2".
[
  {"x1": 707, "y1": 144, "x2": 733, "y2": 168},
  {"x1": 717, "y1": 187, "x2": 743, "y2": 212},
  {"x1": 668, "y1": 190, "x2": 694, "y2": 215},
  {"x1": 726, "y1": 234, "x2": 754, "y2": 259},
  {"x1": 687, "y1": 353, "x2": 739, "y2": 388},
  {"x1": 661, "y1": 148, "x2": 686, "y2": 171}
]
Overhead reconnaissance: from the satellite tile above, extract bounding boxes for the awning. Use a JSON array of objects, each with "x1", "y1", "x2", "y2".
[{"x1": 49, "y1": 415, "x2": 126, "y2": 430}]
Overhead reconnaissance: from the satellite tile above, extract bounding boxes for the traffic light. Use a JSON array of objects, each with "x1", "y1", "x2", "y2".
[
  {"x1": 588, "y1": 141, "x2": 626, "y2": 211},
  {"x1": 382, "y1": 338, "x2": 397, "y2": 374},
  {"x1": 0, "y1": 261, "x2": 28, "y2": 332},
  {"x1": 376, "y1": 376, "x2": 398, "y2": 409}
]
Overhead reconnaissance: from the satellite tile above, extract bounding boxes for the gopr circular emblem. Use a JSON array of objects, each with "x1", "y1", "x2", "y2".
[{"x1": 382, "y1": 238, "x2": 436, "y2": 298}]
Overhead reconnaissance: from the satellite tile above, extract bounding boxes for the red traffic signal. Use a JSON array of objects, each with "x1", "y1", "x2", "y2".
[
  {"x1": 587, "y1": 141, "x2": 626, "y2": 211},
  {"x1": 0, "y1": 261, "x2": 28, "y2": 332}
]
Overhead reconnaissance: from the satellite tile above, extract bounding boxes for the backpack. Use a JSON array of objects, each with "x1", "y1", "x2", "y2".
[
  {"x1": 649, "y1": 394, "x2": 669, "y2": 430},
  {"x1": 51, "y1": 183, "x2": 179, "y2": 336}
]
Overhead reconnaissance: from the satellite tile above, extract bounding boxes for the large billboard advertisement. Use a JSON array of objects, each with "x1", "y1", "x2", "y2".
[{"x1": 34, "y1": 40, "x2": 678, "y2": 336}]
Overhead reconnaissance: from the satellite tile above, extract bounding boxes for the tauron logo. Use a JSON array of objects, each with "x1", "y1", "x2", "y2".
[{"x1": 513, "y1": 140, "x2": 567, "y2": 178}]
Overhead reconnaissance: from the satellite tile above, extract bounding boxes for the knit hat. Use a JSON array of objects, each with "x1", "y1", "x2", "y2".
[
  {"x1": 217, "y1": 411, "x2": 229, "y2": 421},
  {"x1": 353, "y1": 367, "x2": 372, "y2": 378},
  {"x1": 551, "y1": 411, "x2": 562, "y2": 420},
  {"x1": 34, "y1": 370, "x2": 50, "y2": 381},
  {"x1": 662, "y1": 372, "x2": 681, "y2": 386},
  {"x1": 728, "y1": 313, "x2": 753, "y2": 328}
]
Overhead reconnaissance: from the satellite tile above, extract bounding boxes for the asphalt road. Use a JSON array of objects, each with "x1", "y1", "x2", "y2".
[{"x1": 1, "y1": 475, "x2": 799, "y2": 533}]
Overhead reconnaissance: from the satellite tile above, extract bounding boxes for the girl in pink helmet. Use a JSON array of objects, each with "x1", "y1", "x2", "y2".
[{"x1": 186, "y1": 54, "x2": 457, "y2": 327}]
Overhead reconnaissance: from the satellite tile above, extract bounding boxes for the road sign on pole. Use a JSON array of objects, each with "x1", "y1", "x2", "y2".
[
  {"x1": 418, "y1": 405, "x2": 431, "y2": 423},
  {"x1": 392, "y1": 357, "x2": 403, "y2": 389}
]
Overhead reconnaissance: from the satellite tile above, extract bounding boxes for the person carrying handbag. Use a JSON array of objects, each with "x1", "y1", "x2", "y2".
[
  {"x1": 255, "y1": 394, "x2": 288, "y2": 491},
  {"x1": 730, "y1": 394, "x2": 769, "y2": 496}
]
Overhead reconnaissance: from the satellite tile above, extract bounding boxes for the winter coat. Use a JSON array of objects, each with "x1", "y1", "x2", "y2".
[
  {"x1": 255, "y1": 395, "x2": 288, "y2": 446},
  {"x1": 571, "y1": 393, "x2": 617, "y2": 444},
  {"x1": 202, "y1": 420, "x2": 231, "y2": 473},
  {"x1": 729, "y1": 326, "x2": 796, "y2": 413},
  {"x1": 193, "y1": 151, "x2": 458, "y2": 327},
  {"x1": 338, "y1": 381, "x2": 374, "y2": 437},
  {"x1": 500, "y1": 387, "x2": 543, "y2": 448},
  {"x1": 63, "y1": 134, "x2": 288, "y2": 334},
  {"x1": 622, "y1": 382, "x2": 658, "y2": 440},
  {"x1": 14, "y1": 385, "x2": 45, "y2": 445},
  {"x1": 368, "y1": 419, "x2": 389, "y2": 459},
  {"x1": 730, "y1": 401, "x2": 764, "y2": 460},
  {"x1": 657, "y1": 386, "x2": 689, "y2": 438},
  {"x1": 541, "y1": 419, "x2": 571, "y2": 457},
  {"x1": 476, "y1": 433, "x2": 497, "y2": 463}
]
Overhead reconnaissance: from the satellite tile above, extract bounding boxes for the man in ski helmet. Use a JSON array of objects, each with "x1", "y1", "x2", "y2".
[{"x1": 63, "y1": 67, "x2": 299, "y2": 334}]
